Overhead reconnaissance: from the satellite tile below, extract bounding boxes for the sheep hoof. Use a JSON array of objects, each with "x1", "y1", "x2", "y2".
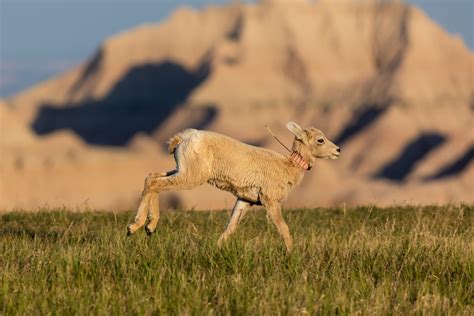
[
  {"x1": 217, "y1": 237, "x2": 226, "y2": 248},
  {"x1": 145, "y1": 226, "x2": 155, "y2": 236}
]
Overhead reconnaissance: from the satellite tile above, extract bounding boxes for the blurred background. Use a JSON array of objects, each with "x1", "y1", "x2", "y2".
[{"x1": 1, "y1": 0, "x2": 473, "y2": 210}]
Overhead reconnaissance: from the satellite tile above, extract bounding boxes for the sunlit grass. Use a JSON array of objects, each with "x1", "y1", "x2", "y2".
[{"x1": 0, "y1": 205, "x2": 472, "y2": 314}]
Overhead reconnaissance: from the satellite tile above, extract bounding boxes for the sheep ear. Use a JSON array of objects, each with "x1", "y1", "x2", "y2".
[{"x1": 287, "y1": 121, "x2": 308, "y2": 144}]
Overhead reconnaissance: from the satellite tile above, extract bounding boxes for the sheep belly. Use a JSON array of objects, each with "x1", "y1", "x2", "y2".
[{"x1": 207, "y1": 178, "x2": 260, "y2": 203}]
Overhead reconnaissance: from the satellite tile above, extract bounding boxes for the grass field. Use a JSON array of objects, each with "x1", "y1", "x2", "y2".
[{"x1": 0, "y1": 205, "x2": 473, "y2": 314}]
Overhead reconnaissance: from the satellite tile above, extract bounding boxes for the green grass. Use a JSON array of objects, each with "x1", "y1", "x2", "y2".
[{"x1": 0, "y1": 205, "x2": 473, "y2": 314}]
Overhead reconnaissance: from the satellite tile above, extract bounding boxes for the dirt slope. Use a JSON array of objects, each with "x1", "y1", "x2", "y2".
[{"x1": 2, "y1": 0, "x2": 473, "y2": 210}]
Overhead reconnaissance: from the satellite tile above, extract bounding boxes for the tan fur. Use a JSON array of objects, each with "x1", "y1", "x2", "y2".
[{"x1": 127, "y1": 122, "x2": 340, "y2": 251}]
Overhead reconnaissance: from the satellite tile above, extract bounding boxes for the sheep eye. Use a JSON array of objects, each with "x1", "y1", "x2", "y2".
[{"x1": 317, "y1": 138, "x2": 324, "y2": 144}]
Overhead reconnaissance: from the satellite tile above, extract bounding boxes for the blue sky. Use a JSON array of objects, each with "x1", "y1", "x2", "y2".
[{"x1": 1, "y1": 0, "x2": 472, "y2": 97}]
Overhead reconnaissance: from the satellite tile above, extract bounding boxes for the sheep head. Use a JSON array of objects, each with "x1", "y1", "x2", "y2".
[{"x1": 287, "y1": 121, "x2": 340, "y2": 168}]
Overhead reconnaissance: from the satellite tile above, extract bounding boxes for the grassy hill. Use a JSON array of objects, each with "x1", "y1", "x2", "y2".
[{"x1": 1, "y1": 205, "x2": 472, "y2": 314}]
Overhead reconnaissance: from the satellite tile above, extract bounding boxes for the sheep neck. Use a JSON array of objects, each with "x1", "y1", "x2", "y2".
[{"x1": 289, "y1": 151, "x2": 310, "y2": 170}]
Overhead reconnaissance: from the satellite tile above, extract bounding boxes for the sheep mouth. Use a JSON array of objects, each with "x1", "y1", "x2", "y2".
[{"x1": 318, "y1": 153, "x2": 340, "y2": 160}]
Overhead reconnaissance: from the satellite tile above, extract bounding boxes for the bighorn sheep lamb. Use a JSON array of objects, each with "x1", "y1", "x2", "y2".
[{"x1": 127, "y1": 121, "x2": 340, "y2": 251}]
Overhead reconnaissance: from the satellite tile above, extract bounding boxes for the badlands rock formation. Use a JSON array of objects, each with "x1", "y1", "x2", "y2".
[{"x1": 1, "y1": 0, "x2": 473, "y2": 210}]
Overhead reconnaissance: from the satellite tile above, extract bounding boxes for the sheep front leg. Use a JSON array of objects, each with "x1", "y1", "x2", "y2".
[
  {"x1": 217, "y1": 199, "x2": 250, "y2": 247},
  {"x1": 266, "y1": 202, "x2": 293, "y2": 252}
]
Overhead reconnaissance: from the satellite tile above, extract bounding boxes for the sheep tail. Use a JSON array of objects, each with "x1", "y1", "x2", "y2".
[
  {"x1": 167, "y1": 129, "x2": 196, "y2": 154},
  {"x1": 167, "y1": 134, "x2": 183, "y2": 154}
]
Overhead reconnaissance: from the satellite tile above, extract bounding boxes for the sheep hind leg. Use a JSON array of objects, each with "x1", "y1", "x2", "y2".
[
  {"x1": 144, "y1": 170, "x2": 177, "y2": 235},
  {"x1": 158, "y1": 169, "x2": 177, "y2": 177},
  {"x1": 217, "y1": 199, "x2": 251, "y2": 247},
  {"x1": 127, "y1": 191, "x2": 152, "y2": 235},
  {"x1": 144, "y1": 192, "x2": 159, "y2": 235},
  {"x1": 127, "y1": 170, "x2": 176, "y2": 236},
  {"x1": 128, "y1": 170, "x2": 206, "y2": 235}
]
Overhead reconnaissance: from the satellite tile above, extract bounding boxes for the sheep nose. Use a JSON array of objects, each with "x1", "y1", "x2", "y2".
[{"x1": 336, "y1": 148, "x2": 341, "y2": 153}]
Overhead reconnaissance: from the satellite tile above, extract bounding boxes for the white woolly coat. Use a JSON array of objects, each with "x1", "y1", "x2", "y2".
[{"x1": 169, "y1": 129, "x2": 305, "y2": 205}]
